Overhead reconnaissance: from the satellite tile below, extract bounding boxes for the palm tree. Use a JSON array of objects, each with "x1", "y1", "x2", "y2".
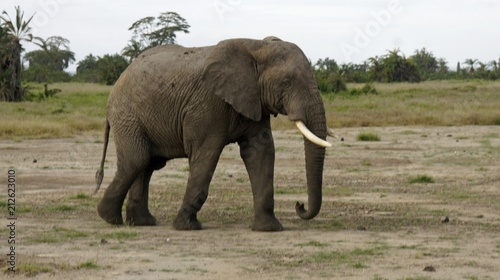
[
  {"x1": 367, "y1": 56, "x2": 383, "y2": 82},
  {"x1": 31, "y1": 36, "x2": 75, "y2": 71},
  {"x1": 0, "y1": 6, "x2": 34, "y2": 101},
  {"x1": 122, "y1": 40, "x2": 144, "y2": 63},
  {"x1": 463, "y1": 58, "x2": 478, "y2": 74},
  {"x1": 488, "y1": 60, "x2": 498, "y2": 72},
  {"x1": 437, "y1": 58, "x2": 448, "y2": 73},
  {"x1": 0, "y1": 24, "x2": 11, "y2": 100}
]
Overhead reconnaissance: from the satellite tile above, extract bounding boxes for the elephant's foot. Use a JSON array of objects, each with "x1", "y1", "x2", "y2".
[
  {"x1": 173, "y1": 210, "x2": 202, "y2": 230},
  {"x1": 252, "y1": 214, "x2": 283, "y2": 232},
  {"x1": 97, "y1": 200, "x2": 123, "y2": 225},
  {"x1": 126, "y1": 209, "x2": 157, "y2": 226}
]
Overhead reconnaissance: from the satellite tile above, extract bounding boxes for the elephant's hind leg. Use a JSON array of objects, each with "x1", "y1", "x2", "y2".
[
  {"x1": 98, "y1": 172, "x2": 139, "y2": 225},
  {"x1": 126, "y1": 157, "x2": 167, "y2": 226},
  {"x1": 97, "y1": 133, "x2": 150, "y2": 225}
]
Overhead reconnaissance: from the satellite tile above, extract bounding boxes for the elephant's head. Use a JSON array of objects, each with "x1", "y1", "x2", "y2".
[{"x1": 202, "y1": 36, "x2": 330, "y2": 220}]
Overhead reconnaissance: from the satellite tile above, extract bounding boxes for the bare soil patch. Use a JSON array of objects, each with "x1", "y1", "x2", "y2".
[{"x1": 1, "y1": 126, "x2": 499, "y2": 279}]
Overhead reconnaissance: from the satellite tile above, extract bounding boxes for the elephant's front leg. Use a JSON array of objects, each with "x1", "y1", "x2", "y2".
[
  {"x1": 173, "y1": 148, "x2": 222, "y2": 230},
  {"x1": 239, "y1": 125, "x2": 283, "y2": 231}
]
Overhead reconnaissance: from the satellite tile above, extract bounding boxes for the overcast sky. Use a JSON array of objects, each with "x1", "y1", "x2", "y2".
[{"x1": 2, "y1": 0, "x2": 499, "y2": 72}]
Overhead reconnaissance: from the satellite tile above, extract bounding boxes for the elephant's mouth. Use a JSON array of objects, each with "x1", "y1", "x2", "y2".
[{"x1": 295, "y1": 121, "x2": 332, "y2": 148}]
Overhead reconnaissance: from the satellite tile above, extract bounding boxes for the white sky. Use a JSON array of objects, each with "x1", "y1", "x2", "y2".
[{"x1": 2, "y1": 0, "x2": 500, "y2": 72}]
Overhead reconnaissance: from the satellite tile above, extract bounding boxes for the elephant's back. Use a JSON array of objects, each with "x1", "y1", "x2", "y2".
[
  {"x1": 132, "y1": 44, "x2": 214, "y2": 71},
  {"x1": 109, "y1": 44, "x2": 213, "y2": 101}
]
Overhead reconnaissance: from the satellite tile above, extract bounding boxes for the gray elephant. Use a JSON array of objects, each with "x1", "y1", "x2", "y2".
[{"x1": 95, "y1": 36, "x2": 331, "y2": 231}]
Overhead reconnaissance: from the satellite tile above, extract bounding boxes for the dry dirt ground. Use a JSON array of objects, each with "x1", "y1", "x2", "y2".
[{"x1": 1, "y1": 126, "x2": 499, "y2": 279}]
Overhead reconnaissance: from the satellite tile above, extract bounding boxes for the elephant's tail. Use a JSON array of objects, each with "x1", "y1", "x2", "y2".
[{"x1": 94, "y1": 120, "x2": 110, "y2": 195}]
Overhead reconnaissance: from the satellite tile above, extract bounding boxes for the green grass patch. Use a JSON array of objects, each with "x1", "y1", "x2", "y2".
[
  {"x1": 357, "y1": 131, "x2": 381, "y2": 141},
  {"x1": 408, "y1": 175, "x2": 435, "y2": 184},
  {"x1": 14, "y1": 263, "x2": 53, "y2": 276},
  {"x1": 45, "y1": 204, "x2": 77, "y2": 212},
  {"x1": 31, "y1": 227, "x2": 88, "y2": 244},
  {"x1": 70, "y1": 193, "x2": 91, "y2": 200},
  {"x1": 0, "y1": 83, "x2": 110, "y2": 139},
  {"x1": 309, "y1": 245, "x2": 389, "y2": 268},
  {"x1": 296, "y1": 241, "x2": 329, "y2": 248},
  {"x1": 76, "y1": 261, "x2": 100, "y2": 270}
]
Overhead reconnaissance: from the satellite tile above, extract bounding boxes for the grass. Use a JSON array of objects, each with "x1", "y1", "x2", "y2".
[
  {"x1": 31, "y1": 227, "x2": 88, "y2": 244},
  {"x1": 0, "y1": 83, "x2": 110, "y2": 139},
  {"x1": 45, "y1": 204, "x2": 78, "y2": 212},
  {"x1": 308, "y1": 244, "x2": 389, "y2": 268},
  {"x1": 70, "y1": 193, "x2": 91, "y2": 200},
  {"x1": 357, "y1": 131, "x2": 381, "y2": 141},
  {"x1": 1, "y1": 81, "x2": 500, "y2": 139},
  {"x1": 76, "y1": 261, "x2": 100, "y2": 270},
  {"x1": 323, "y1": 80, "x2": 500, "y2": 128},
  {"x1": 102, "y1": 231, "x2": 138, "y2": 240},
  {"x1": 14, "y1": 263, "x2": 53, "y2": 276},
  {"x1": 407, "y1": 174, "x2": 435, "y2": 184},
  {"x1": 296, "y1": 240, "x2": 329, "y2": 247}
]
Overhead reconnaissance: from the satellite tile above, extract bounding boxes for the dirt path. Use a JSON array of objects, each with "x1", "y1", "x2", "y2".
[{"x1": 1, "y1": 126, "x2": 499, "y2": 279}]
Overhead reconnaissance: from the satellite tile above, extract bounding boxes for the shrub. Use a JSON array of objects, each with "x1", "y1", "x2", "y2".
[
  {"x1": 356, "y1": 132, "x2": 380, "y2": 141},
  {"x1": 408, "y1": 174, "x2": 434, "y2": 184},
  {"x1": 349, "y1": 83, "x2": 378, "y2": 95}
]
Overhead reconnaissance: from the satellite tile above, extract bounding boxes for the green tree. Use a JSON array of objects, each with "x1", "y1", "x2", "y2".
[
  {"x1": 122, "y1": 39, "x2": 144, "y2": 63},
  {"x1": 369, "y1": 49, "x2": 420, "y2": 83},
  {"x1": 0, "y1": 6, "x2": 34, "y2": 101},
  {"x1": 437, "y1": 58, "x2": 449, "y2": 73},
  {"x1": 128, "y1": 11, "x2": 190, "y2": 50},
  {"x1": 23, "y1": 36, "x2": 75, "y2": 82},
  {"x1": 339, "y1": 63, "x2": 369, "y2": 83},
  {"x1": 74, "y1": 53, "x2": 100, "y2": 83},
  {"x1": 313, "y1": 57, "x2": 346, "y2": 93},
  {"x1": 409, "y1": 48, "x2": 438, "y2": 80},
  {"x1": 96, "y1": 54, "x2": 129, "y2": 85},
  {"x1": 0, "y1": 24, "x2": 11, "y2": 99},
  {"x1": 463, "y1": 58, "x2": 478, "y2": 74},
  {"x1": 367, "y1": 56, "x2": 384, "y2": 82},
  {"x1": 315, "y1": 57, "x2": 339, "y2": 72},
  {"x1": 488, "y1": 59, "x2": 498, "y2": 73}
]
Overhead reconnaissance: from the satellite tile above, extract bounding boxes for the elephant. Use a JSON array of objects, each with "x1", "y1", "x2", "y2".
[{"x1": 94, "y1": 36, "x2": 332, "y2": 231}]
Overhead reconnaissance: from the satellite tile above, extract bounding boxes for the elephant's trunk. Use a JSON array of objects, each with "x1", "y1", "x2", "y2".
[{"x1": 295, "y1": 104, "x2": 327, "y2": 220}]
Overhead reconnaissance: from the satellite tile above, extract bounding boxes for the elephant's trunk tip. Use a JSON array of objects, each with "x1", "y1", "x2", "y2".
[{"x1": 295, "y1": 201, "x2": 321, "y2": 220}]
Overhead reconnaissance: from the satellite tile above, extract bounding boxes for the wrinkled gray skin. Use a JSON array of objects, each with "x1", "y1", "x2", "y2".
[{"x1": 95, "y1": 36, "x2": 327, "y2": 231}]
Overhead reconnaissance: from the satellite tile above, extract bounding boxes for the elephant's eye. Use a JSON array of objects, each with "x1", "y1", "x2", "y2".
[{"x1": 281, "y1": 79, "x2": 292, "y2": 89}]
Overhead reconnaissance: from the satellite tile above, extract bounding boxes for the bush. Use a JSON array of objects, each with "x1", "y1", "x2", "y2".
[
  {"x1": 349, "y1": 83, "x2": 378, "y2": 95},
  {"x1": 356, "y1": 132, "x2": 380, "y2": 141},
  {"x1": 408, "y1": 175, "x2": 434, "y2": 184},
  {"x1": 316, "y1": 72, "x2": 347, "y2": 94}
]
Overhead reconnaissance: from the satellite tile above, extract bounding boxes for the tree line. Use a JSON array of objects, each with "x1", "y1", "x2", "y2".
[
  {"x1": 314, "y1": 49, "x2": 500, "y2": 94},
  {"x1": 1, "y1": 6, "x2": 499, "y2": 101},
  {"x1": 1, "y1": 6, "x2": 189, "y2": 101}
]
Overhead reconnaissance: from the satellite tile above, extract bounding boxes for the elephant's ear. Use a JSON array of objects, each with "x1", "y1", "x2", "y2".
[{"x1": 202, "y1": 40, "x2": 262, "y2": 122}]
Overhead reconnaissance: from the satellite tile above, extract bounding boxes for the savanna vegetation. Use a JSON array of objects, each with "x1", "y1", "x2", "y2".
[
  {"x1": 1, "y1": 80, "x2": 500, "y2": 140},
  {"x1": 1, "y1": 6, "x2": 499, "y2": 140},
  {"x1": 0, "y1": 7, "x2": 189, "y2": 100}
]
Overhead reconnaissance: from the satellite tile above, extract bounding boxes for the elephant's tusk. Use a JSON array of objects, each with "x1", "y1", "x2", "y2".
[{"x1": 295, "y1": 121, "x2": 332, "y2": 148}]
